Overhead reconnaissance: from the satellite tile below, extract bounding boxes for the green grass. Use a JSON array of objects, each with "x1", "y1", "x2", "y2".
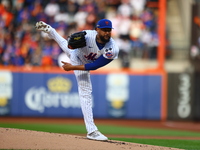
[
  {"x1": 1, "y1": 122, "x2": 200, "y2": 150},
  {"x1": 0, "y1": 123, "x2": 86, "y2": 134}
]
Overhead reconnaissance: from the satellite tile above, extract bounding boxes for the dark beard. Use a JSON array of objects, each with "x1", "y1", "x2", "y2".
[{"x1": 99, "y1": 35, "x2": 110, "y2": 43}]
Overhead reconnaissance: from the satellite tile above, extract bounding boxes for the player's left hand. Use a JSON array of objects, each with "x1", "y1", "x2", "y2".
[{"x1": 61, "y1": 61, "x2": 73, "y2": 71}]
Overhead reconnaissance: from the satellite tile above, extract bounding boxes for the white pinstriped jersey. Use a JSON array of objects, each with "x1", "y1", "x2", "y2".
[
  {"x1": 73, "y1": 30, "x2": 119, "y2": 64},
  {"x1": 48, "y1": 29, "x2": 119, "y2": 66}
]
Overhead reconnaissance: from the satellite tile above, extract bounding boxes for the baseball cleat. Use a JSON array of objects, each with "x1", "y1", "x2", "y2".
[
  {"x1": 87, "y1": 130, "x2": 108, "y2": 141},
  {"x1": 35, "y1": 21, "x2": 51, "y2": 33}
]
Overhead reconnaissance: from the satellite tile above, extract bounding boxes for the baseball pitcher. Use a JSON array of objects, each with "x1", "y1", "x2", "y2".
[{"x1": 35, "y1": 19, "x2": 119, "y2": 141}]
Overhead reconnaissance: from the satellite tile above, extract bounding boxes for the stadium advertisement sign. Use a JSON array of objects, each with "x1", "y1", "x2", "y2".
[
  {"x1": 8, "y1": 72, "x2": 161, "y2": 119},
  {"x1": 167, "y1": 72, "x2": 194, "y2": 120},
  {"x1": 0, "y1": 71, "x2": 12, "y2": 115}
]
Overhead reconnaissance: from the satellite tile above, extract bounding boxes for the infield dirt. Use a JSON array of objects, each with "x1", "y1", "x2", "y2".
[{"x1": 0, "y1": 128, "x2": 183, "y2": 150}]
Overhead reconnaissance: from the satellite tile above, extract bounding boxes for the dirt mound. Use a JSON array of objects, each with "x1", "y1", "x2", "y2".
[{"x1": 0, "y1": 128, "x2": 182, "y2": 150}]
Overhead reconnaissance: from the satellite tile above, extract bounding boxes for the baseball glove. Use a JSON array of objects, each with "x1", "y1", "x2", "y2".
[{"x1": 68, "y1": 31, "x2": 87, "y2": 49}]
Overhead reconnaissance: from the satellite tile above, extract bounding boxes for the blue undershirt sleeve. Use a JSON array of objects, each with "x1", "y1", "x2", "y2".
[{"x1": 85, "y1": 55, "x2": 113, "y2": 70}]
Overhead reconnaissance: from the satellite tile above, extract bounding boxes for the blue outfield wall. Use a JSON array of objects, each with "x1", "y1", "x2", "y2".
[{"x1": 0, "y1": 71, "x2": 162, "y2": 119}]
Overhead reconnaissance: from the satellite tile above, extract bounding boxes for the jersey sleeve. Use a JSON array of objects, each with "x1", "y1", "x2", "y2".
[
  {"x1": 85, "y1": 55, "x2": 113, "y2": 70},
  {"x1": 47, "y1": 28, "x2": 70, "y2": 57}
]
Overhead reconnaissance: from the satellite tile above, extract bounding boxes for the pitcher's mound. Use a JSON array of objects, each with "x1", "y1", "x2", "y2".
[{"x1": 0, "y1": 128, "x2": 182, "y2": 150}]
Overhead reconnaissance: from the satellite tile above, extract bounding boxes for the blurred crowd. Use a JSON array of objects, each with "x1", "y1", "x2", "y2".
[{"x1": 0, "y1": 0, "x2": 163, "y2": 68}]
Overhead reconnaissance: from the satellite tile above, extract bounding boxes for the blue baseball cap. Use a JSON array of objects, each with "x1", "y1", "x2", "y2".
[{"x1": 96, "y1": 19, "x2": 113, "y2": 29}]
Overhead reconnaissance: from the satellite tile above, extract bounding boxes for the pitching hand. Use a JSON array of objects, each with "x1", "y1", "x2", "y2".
[{"x1": 61, "y1": 61, "x2": 73, "y2": 71}]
